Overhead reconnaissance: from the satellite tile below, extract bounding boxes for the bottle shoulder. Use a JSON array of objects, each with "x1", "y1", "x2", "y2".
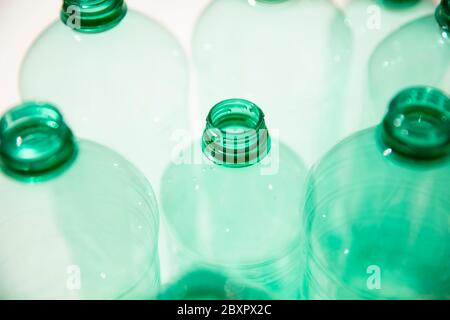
[
  {"x1": 162, "y1": 139, "x2": 307, "y2": 184},
  {"x1": 0, "y1": 139, "x2": 158, "y2": 219},
  {"x1": 22, "y1": 9, "x2": 187, "y2": 62},
  {"x1": 311, "y1": 127, "x2": 450, "y2": 178}
]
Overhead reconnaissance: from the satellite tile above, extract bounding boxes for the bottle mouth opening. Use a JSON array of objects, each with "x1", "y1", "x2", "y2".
[
  {"x1": 0, "y1": 102, "x2": 76, "y2": 180},
  {"x1": 202, "y1": 99, "x2": 271, "y2": 168},
  {"x1": 381, "y1": 87, "x2": 450, "y2": 160},
  {"x1": 61, "y1": 0, "x2": 127, "y2": 33}
]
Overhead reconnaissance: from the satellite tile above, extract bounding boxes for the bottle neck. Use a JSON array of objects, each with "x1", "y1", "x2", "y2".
[
  {"x1": 158, "y1": 270, "x2": 272, "y2": 300},
  {"x1": 0, "y1": 102, "x2": 77, "y2": 182},
  {"x1": 436, "y1": 0, "x2": 450, "y2": 34},
  {"x1": 380, "y1": 86, "x2": 450, "y2": 160},
  {"x1": 61, "y1": 0, "x2": 127, "y2": 33},
  {"x1": 202, "y1": 99, "x2": 271, "y2": 168},
  {"x1": 377, "y1": 0, "x2": 423, "y2": 10}
]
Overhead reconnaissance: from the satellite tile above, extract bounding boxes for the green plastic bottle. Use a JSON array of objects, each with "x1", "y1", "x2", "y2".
[
  {"x1": 19, "y1": 0, "x2": 189, "y2": 194},
  {"x1": 158, "y1": 269, "x2": 273, "y2": 300},
  {"x1": 0, "y1": 102, "x2": 160, "y2": 299},
  {"x1": 303, "y1": 86, "x2": 450, "y2": 299},
  {"x1": 193, "y1": 0, "x2": 352, "y2": 167},
  {"x1": 340, "y1": 0, "x2": 436, "y2": 134},
  {"x1": 368, "y1": 0, "x2": 450, "y2": 125},
  {"x1": 161, "y1": 99, "x2": 307, "y2": 299}
]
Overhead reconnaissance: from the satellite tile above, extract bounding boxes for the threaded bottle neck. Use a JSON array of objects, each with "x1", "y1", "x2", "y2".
[
  {"x1": 202, "y1": 99, "x2": 271, "y2": 168},
  {"x1": 61, "y1": 0, "x2": 127, "y2": 33},
  {"x1": 380, "y1": 87, "x2": 450, "y2": 160},
  {"x1": 436, "y1": 0, "x2": 450, "y2": 33},
  {"x1": 0, "y1": 102, "x2": 77, "y2": 182}
]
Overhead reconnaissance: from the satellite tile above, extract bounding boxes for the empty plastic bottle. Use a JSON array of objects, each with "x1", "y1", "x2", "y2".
[
  {"x1": 0, "y1": 102, "x2": 160, "y2": 299},
  {"x1": 161, "y1": 98, "x2": 307, "y2": 299},
  {"x1": 19, "y1": 0, "x2": 189, "y2": 194},
  {"x1": 193, "y1": 0, "x2": 352, "y2": 167},
  {"x1": 339, "y1": 0, "x2": 436, "y2": 133},
  {"x1": 158, "y1": 269, "x2": 273, "y2": 300},
  {"x1": 368, "y1": 0, "x2": 450, "y2": 124},
  {"x1": 303, "y1": 86, "x2": 450, "y2": 299}
]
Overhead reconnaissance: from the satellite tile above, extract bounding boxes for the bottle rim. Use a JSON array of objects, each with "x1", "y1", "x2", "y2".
[
  {"x1": 202, "y1": 99, "x2": 271, "y2": 168},
  {"x1": 60, "y1": 0, "x2": 127, "y2": 34},
  {"x1": 0, "y1": 101, "x2": 77, "y2": 181},
  {"x1": 381, "y1": 86, "x2": 450, "y2": 160}
]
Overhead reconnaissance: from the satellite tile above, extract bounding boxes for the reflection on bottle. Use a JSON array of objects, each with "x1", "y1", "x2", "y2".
[
  {"x1": 20, "y1": 0, "x2": 189, "y2": 195},
  {"x1": 339, "y1": 0, "x2": 436, "y2": 134},
  {"x1": 0, "y1": 102, "x2": 160, "y2": 299},
  {"x1": 304, "y1": 87, "x2": 450, "y2": 299},
  {"x1": 161, "y1": 99, "x2": 307, "y2": 299},
  {"x1": 368, "y1": 1, "x2": 450, "y2": 125},
  {"x1": 193, "y1": 0, "x2": 352, "y2": 167}
]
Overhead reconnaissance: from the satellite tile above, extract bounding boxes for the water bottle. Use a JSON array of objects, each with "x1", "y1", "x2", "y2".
[
  {"x1": 303, "y1": 86, "x2": 450, "y2": 299},
  {"x1": 161, "y1": 98, "x2": 307, "y2": 299},
  {"x1": 368, "y1": 0, "x2": 450, "y2": 124},
  {"x1": 193, "y1": 0, "x2": 352, "y2": 166},
  {"x1": 0, "y1": 101, "x2": 160, "y2": 299},
  {"x1": 339, "y1": 0, "x2": 436, "y2": 133},
  {"x1": 19, "y1": 0, "x2": 189, "y2": 194}
]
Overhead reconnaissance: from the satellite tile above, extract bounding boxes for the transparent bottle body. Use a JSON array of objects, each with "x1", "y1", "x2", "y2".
[
  {"x1": 0, "y1": 140, "x2": 160, "y2": 299},
  {"x1": 304, "y1": 128, "x2": 450, "y2": 299},
  {"x1": 20, "y1": 10, "x2": 189, "y2": 194},
  {"x1": 161, "y1": 140, "x2": 307, "y2": 299},
  {"x1": 193, "y1": 0, "x2": 352, "y2": 167},
  {"x1": 368, "y1": 15, "x2": 450, "y2": 125},
  {"x1": 341, "y1": 0, "x2": 436, "y2": 132}
]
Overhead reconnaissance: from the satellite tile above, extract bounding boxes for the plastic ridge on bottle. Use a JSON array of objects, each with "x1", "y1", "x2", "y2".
[
  {"x1": 0, "y1": 102, "x2": 77, "y2": 182},
  {"x1": 202, "y1": 99, "x2": 271, "y2": 168},
  {"x1": 161, "y1": 98, "x2": 307, "y2": 299},
  {"x1": 0, "y1": 102, "x2": 160, "y2": 299},
  {"x1": 380, "y1": 86, "x2": 450, "y2": 160},
  {"x1": 303, "y1": 86, "x2": 450, "y2": 299},
  {"x1": 368, "y1": 0, "x2": 450, "y2": 122},
  {"x1": 60, "y1": 0, "x2": 128, "y2": 33}
]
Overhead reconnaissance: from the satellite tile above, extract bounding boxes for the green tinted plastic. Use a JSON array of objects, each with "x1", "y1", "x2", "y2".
[
  {"x1": 161, "y1": 99, "x2": 307, "y2": 299},
  {"x1": 376, "y1": 0, "x2": 421, "y2": 9},
  {"x1": 0, "y1": 102, "x2": 160, "y2": 299},
  {"x1": 341, "y1": 0, "x2": 435, "y2": 132},
  {"x1": 368, "y1": 4, "x2": 450, "y2": 121},
  {"x1": 202, "y1": 99, "x2": 271, "y2": 168},
  {"x1": 381, "y1": 87, "x2": 450, "y2": 159},
  {"x1": 20, "y1": 9, "x2": 188, "y2": 211},
  {"x1": 303, "y1": 87, "x2": 450, "y2": 299},
  {"x1": 0, "y1": 102, "x2": 76, "y2": 182},
  {"x1": 436, "y1": 0, "x2": 450, "y2": 31},
  {"x1": 60, "y1": 0, "x2": 127, "y2": 33},
  {"x1": 193, "y1": 0, "x2": 352, "y2": 167},
  {"x1": 158, "y1": 269, "x2": 273, "y2": 300}
]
